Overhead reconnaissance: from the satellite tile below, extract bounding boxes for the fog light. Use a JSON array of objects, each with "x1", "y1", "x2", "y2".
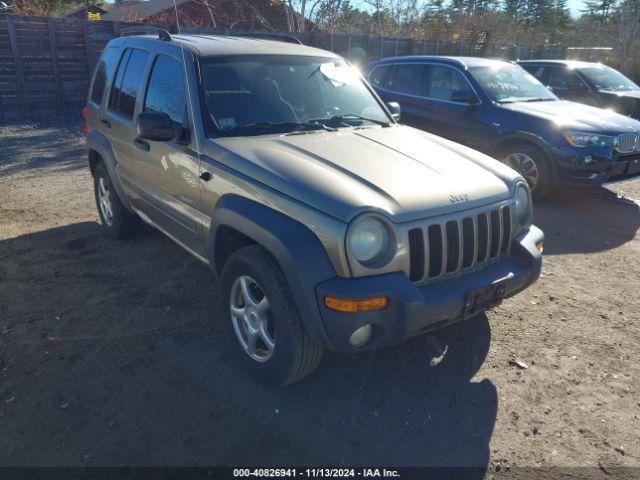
[
  {"x1": 349, "y1": 324, "x2": 373, "y2": 347},
  {"x1": 583, "y1": 155, "x2": 594, "y2": 165},
  {"x1": 536, "y1": 241, "x2": 544, "y2": 253}
]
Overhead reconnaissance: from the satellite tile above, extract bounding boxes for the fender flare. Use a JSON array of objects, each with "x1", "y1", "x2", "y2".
[
  {"x1": 490, "y1": 132, "x2": 554, "y2": 159},
  {"x1": 86, "y1": 129, "x2": 131, "y2": 211},
  {"x1": 208, "y1": 195, "x2": 338, "y2": 347}
]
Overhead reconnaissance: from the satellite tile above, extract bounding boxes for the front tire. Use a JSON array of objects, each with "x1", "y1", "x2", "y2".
[
  {"x1": 221, "y1": 244, "x2": 323, "y2": 386},
  {"x1": 93, "y1": 162, "x2": 137, "y2": 239},
  {"x1": 501, "y1": 144, "x2": 552, "y2": 199}
]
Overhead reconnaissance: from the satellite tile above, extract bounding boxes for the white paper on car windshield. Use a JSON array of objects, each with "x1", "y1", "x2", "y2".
[{"x1": 320, "y1": 62, "x2": 359, "y2": 87}]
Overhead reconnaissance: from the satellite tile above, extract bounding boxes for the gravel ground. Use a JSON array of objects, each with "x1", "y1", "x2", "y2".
[{"x1": 0, "y1": 121, "x2": 639, "y2": 474}]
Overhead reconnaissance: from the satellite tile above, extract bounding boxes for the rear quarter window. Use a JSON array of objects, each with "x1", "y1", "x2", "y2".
[{"x1": 90, "y1": 46, "x2": 119, "y2": 105}]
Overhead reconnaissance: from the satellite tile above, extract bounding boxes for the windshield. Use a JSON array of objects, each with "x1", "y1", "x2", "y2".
[
  {"x1": 579, "y1": 65, "x2": 640, "y2": 92},
  {"x1": 199, "y1": 55, "x2": 391, "y2": 136},
  {"x1": 469, "y1": 64, "x2": 557, "y2": 103}
]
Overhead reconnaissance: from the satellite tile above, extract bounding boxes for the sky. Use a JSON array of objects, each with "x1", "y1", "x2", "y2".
[{"x1": 567, "y1": 0, "x2": 586, "y2": 16}]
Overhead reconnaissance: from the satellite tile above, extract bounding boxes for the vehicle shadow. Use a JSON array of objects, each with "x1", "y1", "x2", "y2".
[
  {"x1": 0, "y1": 222, "x2": 495, "y2": 473},
  {"x1": 280, "y1": 317, "x2": 496, "y2": 469},
  {"x1": 533, "y1": 187, "x2": 640, "y2": 255},
  {"x1": 0, "y1": 120, "x2": 86, "y2": 177}
]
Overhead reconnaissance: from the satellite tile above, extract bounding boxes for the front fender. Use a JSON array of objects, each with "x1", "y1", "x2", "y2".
[
  {"x1": 491, "y1": 131, "x2": 554, "y2": 159},
  {"x1": 208, "y1": 195, "x2": 338, "y2": 347}
]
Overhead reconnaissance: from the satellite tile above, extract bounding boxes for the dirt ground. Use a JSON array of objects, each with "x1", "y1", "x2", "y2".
[{"x1": 1, "y1": 121, "x2": 639, "y2": 474}]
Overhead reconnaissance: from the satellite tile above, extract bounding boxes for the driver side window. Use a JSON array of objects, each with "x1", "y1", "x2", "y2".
[
  {"x1": 546, "y1": 66, "x2": 585, "y2": 91},
  {"x1": 143, "y1": 54, "x2": 186, "y2": 125},
  {"x1": 426, "y1": 65, "x2": 472, "y2": 102}
]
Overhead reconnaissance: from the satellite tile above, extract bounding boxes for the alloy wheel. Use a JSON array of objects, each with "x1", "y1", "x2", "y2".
[
  {"x1": 504, "y1": 152, "x2": 540, "y2": 192},
  {"x1": 97, "y1": 177, "x2": 114, "y2": 226},
  {"x1": 229, "y1": 275, "x2": 275, "y2": 362}
]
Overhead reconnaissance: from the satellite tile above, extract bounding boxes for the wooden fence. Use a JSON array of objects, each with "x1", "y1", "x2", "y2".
[{"x1": 0, "y1": 14, "x2": 567, "y2": 121}]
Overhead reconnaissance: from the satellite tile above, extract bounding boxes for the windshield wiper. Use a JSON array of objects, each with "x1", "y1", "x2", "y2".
[
  {"x1": 217, "y1": 121, "x2": 326, "y2": 136},
  {"x1": 310, "y1": 114, "x2": 391, "y2": 127},
  {"x1": 498, "y1": 97, "x2": 555, "y2": 104}
]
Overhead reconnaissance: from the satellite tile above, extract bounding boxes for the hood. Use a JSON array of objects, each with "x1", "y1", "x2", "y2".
[
  {"x1": 210, "y1": 125, "x2": 519, "y2": 223},
  {"x1": 498, "y1": 99, "x2": 640, "y2": 133},
  {"x1": 598, "y1": 90, "x2": 640, "y2": 118},
  {"x1": 599, "y1": 89, "x2": 640, "y2": 100}
]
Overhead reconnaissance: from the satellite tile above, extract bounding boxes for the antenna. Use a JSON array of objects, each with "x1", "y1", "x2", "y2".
[{"x1": 170, "y1": 0, "x2": 203, "y2": 164}]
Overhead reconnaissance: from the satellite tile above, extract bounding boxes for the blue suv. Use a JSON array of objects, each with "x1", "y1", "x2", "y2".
[{"x1": 368, "y1": 56, "x2": 640, "y2": 198}]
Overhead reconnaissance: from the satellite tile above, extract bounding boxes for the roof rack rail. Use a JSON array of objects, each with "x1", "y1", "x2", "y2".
[
  {"x1": 230, "y1": 32, "x2": 303, "y2": 45},
  {"x1": 120, "y1": 26, "x2": 172, "y2": 42}
]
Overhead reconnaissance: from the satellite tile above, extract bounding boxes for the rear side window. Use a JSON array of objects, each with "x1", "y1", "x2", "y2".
[
  {"x1": 389, "y1": 64, "x2": 427, "y2": 96},
  {"x1": 90, "y1": 46, "x2": 119, "y2": 105},
  {"x1": 144, "y1": 55, "x2": 186, "y2": 124},
  {"x1": 383, "y1": 64, "x2": 427, "y2": 96},
  {"x1": 369, "y1": 65, "x2": 390, "y2": 87},
  {"x1": 426, "y1": 65, "x2": 472, "y2": 102},
  {"x1": 108, "y1": 48, "x2": 149, "y2": 118}
]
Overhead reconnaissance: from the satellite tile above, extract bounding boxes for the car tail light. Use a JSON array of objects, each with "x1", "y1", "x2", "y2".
[{"x1": 82, "y1": 106, "x2": 90, "y2": 135}]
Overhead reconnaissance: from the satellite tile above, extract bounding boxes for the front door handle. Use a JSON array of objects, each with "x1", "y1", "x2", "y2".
[
  {"x1": 133, "y1": 138, "x2": 150, "y2": 151},
  {"x1": 100, "y1": 118, "x2": 111, "y2": 129}
]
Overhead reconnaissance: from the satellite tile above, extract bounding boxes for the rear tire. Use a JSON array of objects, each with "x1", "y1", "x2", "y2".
[
  {"x1": 221, "y1": 244, "x2": 323, "y2": 386},
  {"x1": 501, "y1": 144, "x2": 552, "y2": 199},
  {"x1": 93, "y1": 162, "x2": 137, "y2": 239}
]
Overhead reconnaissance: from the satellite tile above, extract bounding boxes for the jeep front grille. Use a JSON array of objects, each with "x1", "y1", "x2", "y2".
[{"x1": 408, "y1": 205, "x2": 513, "y2": 283}]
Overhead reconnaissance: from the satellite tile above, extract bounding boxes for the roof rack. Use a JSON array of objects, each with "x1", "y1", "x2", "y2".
[
  {"x1": 120, "y1": 26, "x2": 172, "y2": 42},
  {"x1": 230, "y1": 32, "x2": 303, "y2": 45}
]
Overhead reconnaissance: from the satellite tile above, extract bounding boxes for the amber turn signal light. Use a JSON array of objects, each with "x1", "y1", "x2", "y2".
[
  {"x1": 535, "y1": 241, "x2": 544, "y2": 253},
  {"x1": 324, "y1": 295, "x2": 388, "y2": 313}
]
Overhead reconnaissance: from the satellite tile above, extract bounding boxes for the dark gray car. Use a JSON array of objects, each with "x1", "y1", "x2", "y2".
[
  {"x1": 519, "y1": 60, "x2": 640, "y2": 119},
  {"x1": 86, "y1": 30, "x2": 543, "y2": 385}
]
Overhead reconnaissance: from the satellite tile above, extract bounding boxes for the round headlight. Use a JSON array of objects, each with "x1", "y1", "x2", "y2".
[
  {"x1": 347, "y1": 216, "x2": 391, "y2": 265},
  {"x1": 514, "y1": 184, "x2": 532, "y2": 226}
]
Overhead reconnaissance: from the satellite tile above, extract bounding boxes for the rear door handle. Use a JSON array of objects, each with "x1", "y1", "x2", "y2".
[
  {"x1": 100, "y1": 119, "x2": 111, "y2": 129},
  {"x1": 133, "y1": 138, "x2": 150, "y2": 151}
]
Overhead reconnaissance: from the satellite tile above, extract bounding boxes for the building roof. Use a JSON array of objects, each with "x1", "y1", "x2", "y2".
[
  {"x1": 120, "y1": 33, "x2": 338, "y2": 58},
  {"x1": 102, "y1": 0, "x2": 190, "y2": 22},
  {"x1": 63, "y1": 3, "x2": 108, "y2": 17}
]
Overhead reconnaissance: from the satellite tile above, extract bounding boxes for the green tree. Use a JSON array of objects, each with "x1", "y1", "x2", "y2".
[{"x1": 582, "y1": 0, "x2": 617, "y2": 22}]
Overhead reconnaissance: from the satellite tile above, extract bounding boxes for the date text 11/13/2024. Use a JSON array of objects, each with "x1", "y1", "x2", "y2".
[{"x1": 233, "y1": 469, "x2": 400, "y2": 478}]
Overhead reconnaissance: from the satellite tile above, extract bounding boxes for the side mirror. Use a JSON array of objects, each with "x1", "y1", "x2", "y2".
[
  {"x1": 386, "y1": 101, "x2": 401, "y2": 121},
  {"x1": 137, "y1": 111, "x2": 174, "y2": 141},
  {"x1": 451, "y1": 89, "x2": 480, "y2": 105}
]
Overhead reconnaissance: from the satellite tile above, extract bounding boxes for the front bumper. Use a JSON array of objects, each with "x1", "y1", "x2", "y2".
[
  {"x1": 314, "y1": 226, "x2": 543, "y2": 352},
  {"x1": 551, "y1": 144, "x2": 640, "y2": 186}
]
